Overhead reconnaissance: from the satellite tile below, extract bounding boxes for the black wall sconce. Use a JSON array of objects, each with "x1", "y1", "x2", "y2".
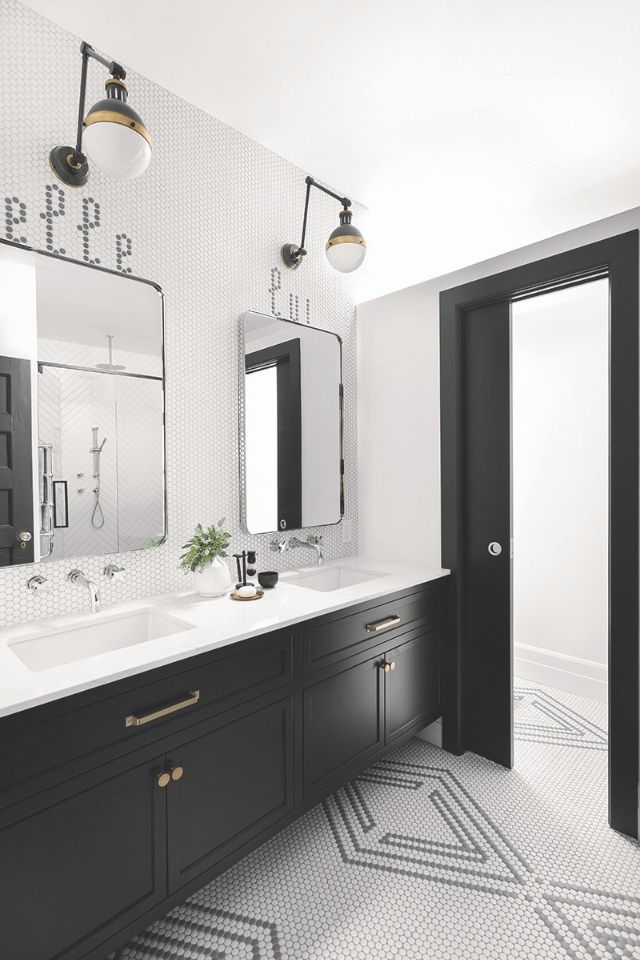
[
  {"x1": 281, "y1": 176, "x2": 366, "y2": 274},
  {"x1": 50, "y1": 41, "x2": 152, "y2": 187}
]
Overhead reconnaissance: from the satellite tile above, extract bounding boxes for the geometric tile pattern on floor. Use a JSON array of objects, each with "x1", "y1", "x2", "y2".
[
  {"x1": 113, "y1": 903, "x2": 282, "y2": 960},
  {"x1": 112, "y1": 680, "x2": 639, "y2": 960},
  {"x1": 324, "y1": 761, "x2": 530, "y2": 895},
  {"x1": 514, "y1": 686, "x2": 608, "y2": 749},
  {"x1": 536, "y1": 886, "x2": 640, "y2": 960}
]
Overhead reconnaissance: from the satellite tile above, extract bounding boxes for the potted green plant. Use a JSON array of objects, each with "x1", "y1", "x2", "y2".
[{"x1": 179, "y1": 521, "x2": 232, "y2": 598}]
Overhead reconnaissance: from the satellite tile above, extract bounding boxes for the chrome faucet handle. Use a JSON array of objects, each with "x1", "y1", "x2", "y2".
[
  {"x1": 67, "y1": 569, "x2": 86, "y2": 584},
  {"x1": 104, "y1": 563, "x2": 126, "y2": 581},
  {"x1": 307, "y1": 534, "x2": 322, "y2": 544},
  {"x1": 270, "y1": 539, "x2": 289, "y2": 554},
  {"x1": 27, "y1": 575, "x2": 49, "y2": 593}
]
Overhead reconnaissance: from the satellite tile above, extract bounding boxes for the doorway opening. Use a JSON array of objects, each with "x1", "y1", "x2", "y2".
[
  {"x1": 511, "y1": 279, "x2": 609, "y2": 770},
  {"x1": 439, "y1": 231, "x2": 639, "y2": 838}
]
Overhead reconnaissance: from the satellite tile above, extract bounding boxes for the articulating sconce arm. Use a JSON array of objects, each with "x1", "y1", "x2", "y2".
[
  {"x1": 281, "y1": 176, "x2": 352, "y2": 268},
  {"x1": 72, "y1": 41, "x2": 127, "y2": 165}
]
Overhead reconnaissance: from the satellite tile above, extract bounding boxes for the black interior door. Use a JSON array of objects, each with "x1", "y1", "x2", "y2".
[
  {"x1": 461, "y1": 301, "x2": 513, "y2": 767},
  {"x1": 0, "y1": 355, "x2": 34, "y2": 565},
  {"x1": 441, "y1": 232, "x2": 639, "y2": 838}
]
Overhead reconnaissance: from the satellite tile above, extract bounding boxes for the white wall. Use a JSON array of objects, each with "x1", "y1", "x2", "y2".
[
  {"x1": 0, "y1": 0, "x2": 360, "y2": 626},
  {"x1": 357, "y1": 205, "x2": 640, "y2": 568},
  {"x1": 512, "y1": 281, "x2": 609, "y2": 701}
]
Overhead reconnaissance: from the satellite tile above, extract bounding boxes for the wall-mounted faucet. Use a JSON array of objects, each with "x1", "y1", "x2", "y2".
[
  {"x1": 271, "y1": 534, "x2": 324, "y2": 565},
  {"x1": 67, "y1": 569, "x2": 101, "y2": 613}
]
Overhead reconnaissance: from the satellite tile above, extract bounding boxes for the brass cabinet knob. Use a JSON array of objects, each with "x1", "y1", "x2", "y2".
[
  {"x1": 156, "y1": 771, "x2": 171, "y2": 788},
  {"x1": 383, "y1": 662, "x2": 391, "y2": 673},
  {"x1": 380, "y1": 660, "x2": 397, "y2": 673},
  {"x1": 171, "y1": 765, "x2": 184, "y2": 782},
  {"x1": 389, "y1": 660, "x2": 396, "y2": 671}
]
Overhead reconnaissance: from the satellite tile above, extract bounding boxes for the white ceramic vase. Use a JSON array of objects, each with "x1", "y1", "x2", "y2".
[{"x1": 193, "y1": 557, "x2": 231, "y2": 598}]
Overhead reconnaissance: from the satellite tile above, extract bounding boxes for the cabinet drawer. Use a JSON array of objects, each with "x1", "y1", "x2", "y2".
[
  {"x1": 302, "y1": 584, "x2": 441, "y2": 674},
  {"x1": 0, "y1": 630, "x2": 293, "y2": 804}
]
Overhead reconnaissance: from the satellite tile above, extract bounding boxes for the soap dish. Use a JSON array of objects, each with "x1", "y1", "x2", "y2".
[{"x1": 230, "y1": 589, "x2": 265, "y2": 602}]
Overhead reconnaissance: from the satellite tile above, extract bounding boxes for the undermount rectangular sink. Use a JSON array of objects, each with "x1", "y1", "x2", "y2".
[
  {"x1": 8, "y1": 608, "x2": 195, "y2": 672},
  {"x1": 286, "y1": 566, "x2": 388, "y2": 593}
]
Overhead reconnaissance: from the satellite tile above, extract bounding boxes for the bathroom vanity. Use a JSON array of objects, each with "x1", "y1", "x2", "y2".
[{"x1": 0, "y1": 561, "x2": 447, "y2": 960}]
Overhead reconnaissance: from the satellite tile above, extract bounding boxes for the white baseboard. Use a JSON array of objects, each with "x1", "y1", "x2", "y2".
[
  {"x1": 514, "y1": 642, "x2": 607, "y2": 703},
  {"x1": 417, "y1": 717, "x2": 442, "y2": 747}
]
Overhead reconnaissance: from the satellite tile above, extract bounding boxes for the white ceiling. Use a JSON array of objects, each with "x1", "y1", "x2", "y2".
[{"x1": 20, "y1": 0, "x2": 640, "y2": 301}]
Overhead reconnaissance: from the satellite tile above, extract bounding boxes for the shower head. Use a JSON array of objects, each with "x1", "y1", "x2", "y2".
[{"x1": 95, "y1": 334, "x2": 126, "y2": 371}]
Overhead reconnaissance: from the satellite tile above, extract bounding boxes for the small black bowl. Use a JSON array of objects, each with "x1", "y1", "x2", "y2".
[{"x1": 258, "y1": 571, "x2": 279, "y2": 590}]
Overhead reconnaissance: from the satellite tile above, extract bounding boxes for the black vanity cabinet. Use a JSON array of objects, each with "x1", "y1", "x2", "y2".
[
  {"x1": 303, "y1": 651, "x2": 385, "y2": 800},
  {"x1": 385, "y1": 626, "x2": 440, "y2": 742},
  {"x1": 166, "y1": 696, "x2": 294, "y2": 893},
  {"x1": 0, "y1": 752, "x2": 168, "y2": 960},
  {"x1": 0, "y1": 578, "x2": 445, "y2": 960}
]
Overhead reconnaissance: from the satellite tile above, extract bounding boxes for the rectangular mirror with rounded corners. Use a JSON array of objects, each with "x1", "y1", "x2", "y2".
[
  {"x1": 0, "y1": 238, "x2": 166, "y2": 566},
  {"x1": 239, "y1": 310, "x2": 343, "y2": 534}
]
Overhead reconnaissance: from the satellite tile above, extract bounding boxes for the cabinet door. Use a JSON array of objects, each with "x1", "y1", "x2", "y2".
[
  {"x1": 0, "y1": 755, "x2": 167, "y2": 960},
  {"x1": 167, "y1": 698, "x2": 294, "y2": 893},
  {"x1": 385, "y1": 627, "x2": 441, "y2": 743},
  {"x1": 303, "y1": 652, "x2": 384, "y2": 801}
]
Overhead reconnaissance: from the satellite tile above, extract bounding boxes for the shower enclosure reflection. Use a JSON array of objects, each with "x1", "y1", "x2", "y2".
[{"x1": 0, "y1": 239, "x2": 165, "y2": 567}]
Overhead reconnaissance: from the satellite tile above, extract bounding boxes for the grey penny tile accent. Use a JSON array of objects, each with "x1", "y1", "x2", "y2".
[
  {"x1": 111, "y1": 680, "x2": 639, "y2": 960},
  {"x1": 514, "y1": 685, "x2": 607, "y2": 750}
]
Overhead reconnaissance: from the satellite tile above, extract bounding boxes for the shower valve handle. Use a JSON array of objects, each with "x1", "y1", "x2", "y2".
[{"x1": 104, "y1": 564, "x2": 126, "y2": 581}]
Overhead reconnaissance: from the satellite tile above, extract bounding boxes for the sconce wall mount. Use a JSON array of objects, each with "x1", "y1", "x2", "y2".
[
  {"x1": 282, "y1": 175, "x2": 366, "y2": 274},
  {"x1": 50, "y1": 40, "x2": 151, "y2": 187}
]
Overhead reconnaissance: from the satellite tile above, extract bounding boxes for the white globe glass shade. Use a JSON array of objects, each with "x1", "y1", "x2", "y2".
[
  {"x1": 325, "y1": 240, "x2": 367, "y2": 273},
  {"x1": 83, "y1": 121, "x2": 151, "y2": 180}
]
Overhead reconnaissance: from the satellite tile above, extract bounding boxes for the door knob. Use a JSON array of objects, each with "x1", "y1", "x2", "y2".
[
  {"x1": 487, "y1": 542, "x2": 502, "y2": 557},
  {"x1": 16, "y1": 531, "x2": 32, "y2": 550}
]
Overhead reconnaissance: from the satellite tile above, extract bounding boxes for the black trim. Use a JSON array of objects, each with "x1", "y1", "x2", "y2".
[
  {"x1": 53, "y1": 480, "x2": 69, "y2": 529},
  {"x1": 246, "y1": 338, "x2": 302, "y2": 531},
  {"x1": 440, "y1": 230, "x2": 639, "y2": 839}
]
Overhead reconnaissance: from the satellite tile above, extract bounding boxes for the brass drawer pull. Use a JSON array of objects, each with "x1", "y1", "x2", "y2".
[
  {"x1": 125, "y1": 690, "x2": 200, "y2": 728},
  {"x1": 366, "y1": 615, "x2": 401, "y2": 633}
]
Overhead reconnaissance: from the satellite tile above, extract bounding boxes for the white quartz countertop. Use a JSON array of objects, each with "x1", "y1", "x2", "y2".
[{"x1": 0, "y1": 558, "x2": 449, "y2": 720}]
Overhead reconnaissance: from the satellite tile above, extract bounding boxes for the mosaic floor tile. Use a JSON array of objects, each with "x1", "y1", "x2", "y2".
[{"x1": 111, "y1": 680, "x2": 639, "y2": 960}]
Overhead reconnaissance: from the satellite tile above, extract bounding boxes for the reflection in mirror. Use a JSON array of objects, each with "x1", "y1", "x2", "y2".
[
  {"x1": 0, "y1": 240, "x2": 165, "y2": 566},
  {"x1": 241, "y1": 311, "x2": 343, "y2": 535}
]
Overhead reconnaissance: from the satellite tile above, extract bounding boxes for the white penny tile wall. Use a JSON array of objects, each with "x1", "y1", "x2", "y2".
[{"x1": 0, "y1": 0, "x2": 362, "y2": 626}]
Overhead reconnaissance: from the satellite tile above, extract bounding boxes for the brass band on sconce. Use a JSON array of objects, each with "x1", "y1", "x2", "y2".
[{"x1": 83, "y1": 109, "x2": 152, "y2": 145}]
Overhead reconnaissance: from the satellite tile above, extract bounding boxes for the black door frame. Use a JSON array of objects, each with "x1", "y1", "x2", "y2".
[{"x1": 440, "y1": 230, "x2": 639, "y2": 838}]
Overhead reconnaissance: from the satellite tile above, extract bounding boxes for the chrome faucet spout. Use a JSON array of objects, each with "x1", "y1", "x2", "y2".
[
  {"x1": 287, "y1": 534, "x2": 324, "y2": 565},
  {"x1": 67, "y1": 569, "x2": 101, "y2": 613}
]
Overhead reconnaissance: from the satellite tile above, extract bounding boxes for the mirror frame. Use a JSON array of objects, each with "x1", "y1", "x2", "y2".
[
  {"x1": 238, "y1": 310, "x2": 344, "y2": 535},
  {"x1": 0, "y1": 236, "x2": 168, "y2": 563}
]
